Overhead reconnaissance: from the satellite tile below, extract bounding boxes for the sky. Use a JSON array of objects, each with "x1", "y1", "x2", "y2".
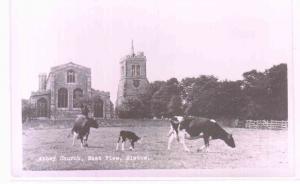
[{"x1": 11, "y1": 0, "x2": 292, "y2": 102}]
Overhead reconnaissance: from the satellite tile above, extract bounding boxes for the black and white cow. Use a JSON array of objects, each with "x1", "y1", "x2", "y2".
[
  {"x1": 71, "y1": 115, "x2": 99, "y2": 148},
  {"x1": 116, "y1": 130, "x2": 142, "y2": 151},
  {"x1": 167, "y1": 116, "x2": 235, "y2": 152}
]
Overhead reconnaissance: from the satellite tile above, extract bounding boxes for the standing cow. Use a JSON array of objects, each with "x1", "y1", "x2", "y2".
[
  {"x1": 116, "y1": 130, "x2": 142, "y2": 151},
  {"x1": 70, "y1": 115, "x2": 99, "y2": 148},
  {"x1": 167, "y1": 116, "x2": 235, "y2": 152}
]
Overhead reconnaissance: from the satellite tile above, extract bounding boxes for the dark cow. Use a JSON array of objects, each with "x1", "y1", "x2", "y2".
[
  {"x1": 70, "y1": 115, "x2": 99, "y2": 148},
  {"x1": 167, "y1": 116, "x2": 235, "y2": 152},
  {"x1": 116, "y1": 130, "x2": 142, "y2": 151}
]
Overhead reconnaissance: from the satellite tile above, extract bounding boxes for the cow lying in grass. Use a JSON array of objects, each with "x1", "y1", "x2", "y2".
[
  {"x1": 167, "y1": 116, "x2": 235, "y2": 152},
  {"x1": 70, "y1": 115, "x2": 99, "y2": 148},
  {"x1": 116, "y1": 130, "x2": 142, "y2": 151}
]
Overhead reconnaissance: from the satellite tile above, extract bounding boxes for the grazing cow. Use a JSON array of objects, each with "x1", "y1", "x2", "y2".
[
  {"x1": 116, "y1": 130, "x2": 142, "y2": 151},
  {"x1": 71, "y1": 115, "x2": 99, "y2": 148},
  {"x1": 167, "y1": 116, "x2": 235, "y2": 152}
]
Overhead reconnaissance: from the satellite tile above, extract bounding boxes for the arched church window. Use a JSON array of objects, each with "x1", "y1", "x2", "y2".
[
  {"x1": 58, "y1": 88, "x2": 68, "y2": 108},
  {"x1": 136, "y1": 65, "x2": 140, "y2": 76},
  {"x1": 67, "y1": 70, "x2": 75, "y2": 83},
  {"x1": 37, "y1": 98, "x2": 47, "y2": 117},
  {"x1": 132, "y1": 65, "x2": 136, "y2": 76},
  {"x1": 73, "y1": 88, "x2": 83, "y2": 108}
]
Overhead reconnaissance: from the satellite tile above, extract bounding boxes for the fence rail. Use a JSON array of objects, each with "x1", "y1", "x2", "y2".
[{"x1": 245, "y1": 120, "x2": 288, "y2": 130}]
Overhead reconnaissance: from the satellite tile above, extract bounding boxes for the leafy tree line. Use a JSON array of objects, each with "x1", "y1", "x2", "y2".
[{"x1": 116, "y1": 63, "x2": 287, "y2": 120}]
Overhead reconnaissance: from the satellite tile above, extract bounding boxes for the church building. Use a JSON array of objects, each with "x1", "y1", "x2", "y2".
[
  {"x1": 116, "y1": 41, "x2": 150, "y2": 107},
  {"x1": 28, "y1": 62, "x2": 113, "y2": 120}
]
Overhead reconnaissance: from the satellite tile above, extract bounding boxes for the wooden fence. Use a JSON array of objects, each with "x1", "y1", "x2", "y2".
[{"x1": 245, "y1": 120, "x2": 288, "y2": 130}]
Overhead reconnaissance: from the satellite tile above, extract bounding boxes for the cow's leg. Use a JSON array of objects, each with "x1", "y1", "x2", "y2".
[
  {"x1": 129, "y1": 141, "x2": 134, "y2": 151},
  {"x1": 121, "y1": 142, "x2": 125, "y2": 151},
  {"x1": 116, "y1": 136, "x2": 121, "y2": 151},
  {"x1": 80, "y1": 137, "x2": 85, "y2": 149},
  {"x1": 179, "y1": 131, "x2": 190, "y2": 152},
  {"x1": 72, "y1": 132, "x2": 78, "y2": 146},
  {"x1": 196, "y1": 134, "x2": 210, "y2": 152},
  {"x1": 167, "y1": 133, "x2": 175, "y2": 150},
  {"x1": 83, "y1": 135, "x2": 88, "y2": 147},
  {"x1": 197, "y1": 144, "x2": 206, "y2": 152},
  {"x1": 121, "y1": 138, "x2": 125, "y2": 151},
  {"x1": 84, "y1": 133, "x2": 89, "y2": 147},
  {"x1": 199, "y1": 145, "x2": 205, "y2": 150},
  {"x1": 167, "y1": 126, "x2": 174, "y2": 137},
  {"x1": 202, "y1": 135, "x2": 210, "y2": 152}
]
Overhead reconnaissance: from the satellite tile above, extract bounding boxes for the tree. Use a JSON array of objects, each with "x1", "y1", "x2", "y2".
[
  {"x1": 240, "y1": 64, "x2": 287, "y2": 120},
  {"x1": 22, "y1": 100, "x2": 34, "y2": 123},
  {"x1": 265, "y1": 63, "x2": 288, "y2": 120},
  {"x1": 116, "y1": 97, "x2": 147, "y2": 119},
  {"x1": 149, "y1": 81, "x2": 166, "y2": 96},
  {"x1": 150, "y1": 78, "x2": 181, "y2": 118},
  {"x1": 183, "y1": 75, "x2": 219, "y2": 117},
  {"x1": 180, "y1": 77, "x2": 197, "y2": 101},
  {"x1": 139, "y1": 93, "x2": 152, "y2": 118},
  {"x1": 167, "y1": 95, "x2": 183, "y2": 117},
  {"x1": 241, "y1": 69, "x2": 270, "y2": 119},
  {"x1": 214, "y1": 80, "x2": 245, "y2": 118}
]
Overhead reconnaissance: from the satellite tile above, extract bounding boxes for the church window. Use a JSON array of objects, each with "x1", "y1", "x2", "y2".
[
  {"x1": 73, "y1": 88, "x2": 83, "y2": 108},
  {"x1": 58, "y1": 88, "x2": 68, "y2": 108},
  {"x1": 136, "y1": 65, "x2": 140, "y2": 76},
  {"x1": 132, "y1": 65, "x2": 136, "y2": 76},
  {"x1": 67, "y1": 70, "x2": 75, "y2": 83}
]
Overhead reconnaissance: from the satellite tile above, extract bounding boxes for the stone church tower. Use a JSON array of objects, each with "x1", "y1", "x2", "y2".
[{"x1": 116, "y1": 41, "x2": 150, "y2": 107}]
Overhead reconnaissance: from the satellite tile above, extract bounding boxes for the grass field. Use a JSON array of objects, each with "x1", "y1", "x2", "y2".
[{"x1": 22, "y1": 120, "x2": 288, "y2": 170}]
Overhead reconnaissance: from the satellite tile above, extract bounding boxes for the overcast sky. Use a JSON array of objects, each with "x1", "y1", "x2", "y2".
[{"x1": 11, "y1": 0, "x2": 292, "y2": 102}]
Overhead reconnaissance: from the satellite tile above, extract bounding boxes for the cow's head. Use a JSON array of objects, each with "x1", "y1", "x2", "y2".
[
  {"x1": 224, "y1": 134, "x2": 235, "y2": 148},
  {"x1": 86, "y1": 118, "x2": 99, "y2": 128},
  {"x1": 170, "y1": 117, "x2": 180, "y2": 135},
  {"x1": 169, "y1": 116, "x2": 185, "y2": 141},
  {"x1": 170, "y1": 121, "x2": 179, "y2": 132}
]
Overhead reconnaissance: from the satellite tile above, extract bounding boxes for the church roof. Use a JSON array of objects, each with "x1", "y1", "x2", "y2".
[{"x1": 50, "y1": 62, "x2": 91, "y2": 73}]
